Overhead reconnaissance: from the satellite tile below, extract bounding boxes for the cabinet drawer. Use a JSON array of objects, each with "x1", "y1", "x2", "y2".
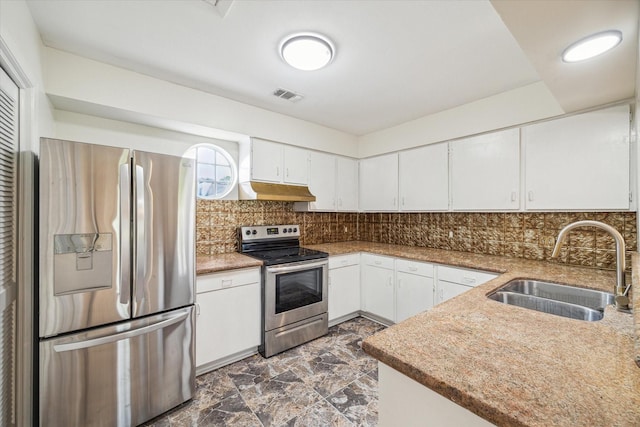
[
  {"x1": 395, "y1": 259, "x2": 434, "y2": 277},
  {"x1": 437, "y1": 266, "x2": 497, "y2": 287},
  {"x1": 361, "y1": 253, "x2": 394, "y2": 269},
  {"x1": 197, "y1": 267, "x2": 261, "y2": 294},
  {"x1": 329, "y1": 253, "x2": 360, "y2": 269}
]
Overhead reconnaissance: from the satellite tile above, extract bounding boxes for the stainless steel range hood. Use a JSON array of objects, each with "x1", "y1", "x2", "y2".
[{"x1": 239, "y1": 181, "x2": 316, "y2": 202}]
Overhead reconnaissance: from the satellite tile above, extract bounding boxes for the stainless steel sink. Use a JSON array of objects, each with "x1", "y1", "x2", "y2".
[{"x1": 488, "y1": 279, "x2": 614, "y2": 321}]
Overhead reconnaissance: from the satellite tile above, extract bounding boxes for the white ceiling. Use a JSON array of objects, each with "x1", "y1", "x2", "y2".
[{"x1": 26, "y1": 0, "x2": 638, "y2": 136}]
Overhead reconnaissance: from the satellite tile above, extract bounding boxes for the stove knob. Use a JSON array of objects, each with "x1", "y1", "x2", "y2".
[
  {"x1": 282, "y1": 228, "x2": 287, "y2": 233},
  {"x1": 288, "y1": 228, "x2": 293, "y2": 233},
  {"x1": 293, "y1": 227, "x2": 298, "y2": 232},
  {"x1": 252, "y1": 230, "x2": 257, "y2": 235},
  {"x1": 245, "y1": 230, "x2": 251, "y2": 236}
]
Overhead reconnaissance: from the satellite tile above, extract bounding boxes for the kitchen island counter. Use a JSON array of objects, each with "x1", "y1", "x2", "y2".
[{"x1": 305, "y1": 241, "x2": 639, "y2": 426}]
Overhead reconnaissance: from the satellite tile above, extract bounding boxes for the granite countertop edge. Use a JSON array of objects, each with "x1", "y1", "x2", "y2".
[{"x1": 196, "y1": 252, "x2": 263, "y2": 274}]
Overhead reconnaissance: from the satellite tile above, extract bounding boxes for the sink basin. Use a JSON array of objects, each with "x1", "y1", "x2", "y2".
[{"x1": 488, "y1": 279, "x2": 614, "y2": 321}]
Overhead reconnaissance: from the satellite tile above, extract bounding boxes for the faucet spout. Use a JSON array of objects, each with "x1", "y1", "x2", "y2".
[{"x1": 551, "y1": 220, "x2": 629, "y2": 310}]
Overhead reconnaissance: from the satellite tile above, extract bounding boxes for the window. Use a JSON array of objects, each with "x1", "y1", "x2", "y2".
[{"x1": 195, "y1": 145, "x2": 236, "y2": 199}]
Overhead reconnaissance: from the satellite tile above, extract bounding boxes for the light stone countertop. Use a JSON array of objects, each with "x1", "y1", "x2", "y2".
[
  {"x1": 302, "y1": 241, "x2": 640, "y2": 426},
  {"x1": 196, "y1": 253, "x2": 262, "y2": 275}
]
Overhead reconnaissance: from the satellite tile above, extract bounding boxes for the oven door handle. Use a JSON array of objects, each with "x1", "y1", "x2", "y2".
[{"x1": 266, "y1": 259, "x2": 328, "y2": 274}]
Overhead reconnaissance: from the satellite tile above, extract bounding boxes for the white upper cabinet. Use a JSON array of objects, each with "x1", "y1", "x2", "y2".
[
  {"x1": 360, "y1": 153, "x2": 399, "y2": 211},
  {"x1": 251, "y1": 138, "x2": 308, "y2": 185},
  {"x1": 336, "y1": 156, "x2": 359, "y2": 211},
  {"x1": 523, "y1": 104, "x2": 630, "y2": 211},
  {"x1": 283, "y1": 145, "x2": 309, "y2": 185},
  {"x1": 399, "y1": 143, "x2": 448, "y2": 211},
  {"x1": 295, "y1": 153, "x2": 358, "y2": 212},
  {"x1": 307, "y1": 151, "x2": 337, "y2": 210},
  {"x1": 450, "y1": 128, "x2": 520, "y2": 211}
]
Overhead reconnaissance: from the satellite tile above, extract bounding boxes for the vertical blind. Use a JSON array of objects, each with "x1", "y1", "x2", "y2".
[{"x1": 0, "y1": 66, "x2": 18, "y2": 427}]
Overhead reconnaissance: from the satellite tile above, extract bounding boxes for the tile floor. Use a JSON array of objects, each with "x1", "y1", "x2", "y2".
[{"x1": 145, "y1": 317, "x2": 385, "y2": 427}]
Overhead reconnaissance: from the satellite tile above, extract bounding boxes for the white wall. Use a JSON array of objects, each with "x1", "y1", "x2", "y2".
[
  {"x1": 54, "y1": 109, "x2": 238, "y2": 157},
  {"x1": 54, "y1": 109, "x2": 240, "y2": 199},
  {"x1": 44, "y1": 48, "x2": 359, "y2": 157},
  {"x1": 357, "y1": 81, "x2": 564, "y2": 158},
  {"x1": 0, "y1": 0, "x2": 55, "y2": 144}
]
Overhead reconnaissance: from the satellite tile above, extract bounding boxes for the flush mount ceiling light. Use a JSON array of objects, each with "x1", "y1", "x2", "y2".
[
  {"x1": 280, "y1": 33, "x2": 334, "y2": 71},
  {"x1": 562, "y1": 30, "x2": 623, "y2": 63}
]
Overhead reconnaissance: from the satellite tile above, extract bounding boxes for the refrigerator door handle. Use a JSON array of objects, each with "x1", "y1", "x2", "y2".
[
  {"x1": 52, "y1": 310, "x2": 189, "y2": 353},
  {"x1": 134, "y1": 163, "x2": 146, "y2": 303},
  {"x1": 119, "y1": 163, "x2": 131, "y2": 305}
]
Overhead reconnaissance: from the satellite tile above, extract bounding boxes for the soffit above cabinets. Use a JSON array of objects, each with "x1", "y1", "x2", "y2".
[
  {"x1": 26, "y1": 0, "x2": 637, "y2": 136},
  {"x1": 491, "y1": 0, "x2": 639, "y2": 114}
]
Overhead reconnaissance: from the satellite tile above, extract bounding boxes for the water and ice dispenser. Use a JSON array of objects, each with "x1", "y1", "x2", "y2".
[{"x1": 53, "y1": 233, "x2": 113, "y2": 295}]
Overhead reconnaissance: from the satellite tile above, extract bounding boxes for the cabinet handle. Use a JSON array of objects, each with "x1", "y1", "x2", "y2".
[
  {"x1": 286, "y1": 167, "x2": 289, "y2": 177},
  {"x1": 397, "y1": 279, "x2": 402, "y2": 289},
  {"x1": 221, "y1": 279, "x2": 233, "y2": 288},
  {"x1": 393, "y1": 197, "x2": 396, "y2": 207},
  {"x1": 462, "y1": 277, "x2": 476, "y2": 285},
  {"x1": 276, "y1": 166, "x2": 280, "y2": 177},
  {"x1": 402, "y1": 197, "x2": 405, "y2": 206},
  {"x1": 439, "y1": 289, "x2": 444, "y2": 302},
  {"x1": 511, "y1": 191, "x2": 517, "y2": 202},
  {"x1": 388, "y1": 277, "x2": 393, "y2": 287},
  {"x1": 338, "y1": 198, "x2": 342, "y2": 207},
  {"x1": 408, "y1": 266, "x2": 418, "y2": 272},
  {"x1": 528, "y1": 191, "x2": 534, "y2": 201},
  {"x1": 195, "y1": 302, "x2": 200, "y2": 316},
  {"x1": 341, "y1": 260, "x2": 348, "y2": 266},
  {"x1": 374, "y1": 260, "x2": 382, "y2": 265}
]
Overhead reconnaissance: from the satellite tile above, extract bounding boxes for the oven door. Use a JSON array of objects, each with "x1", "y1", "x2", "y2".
[{"x1": 264, "y1": 259, "x2": 328, "y2": 331}]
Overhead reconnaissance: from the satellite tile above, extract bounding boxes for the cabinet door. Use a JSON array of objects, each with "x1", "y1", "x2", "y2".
[
  {"x1": 361, "y1": 265, "x2": 394, "y2": 321},
  {"x1": 195, "y1": 283, "x2": 261, "y2": 368},
  {"x1": 396, "y1": 272, "x2": 434, "y2": 322},
  {"x1": 436, "y1": 280, "x2": 472, "y2": 305},
  {"x1": 336, "y1": 156, "x2": 359, "y2": 211},
  {"x1": 251, "y1": 139, "x2": 282, "y2": 182},
  {"x1": 399, "y1": 143, "x2": 448, "y2": 211},
  {"x1": 328, "y1": 265, "x2": 361, "y2": 321},
  {"x1": 523, "y1": 104, "x2": 630, "y2": 210},
  {"x1": 450, "y1": 128, "x2": 520, "y2": 210},
  {"x1": 308, "y1": 151, "x2": 337, "y2": 210},
  {"x1": 360, "y1": 153, "x2": 399, "y2": 211},
  {"x1": 283, "y1": 145, "x2": 309, "y2": 185}
]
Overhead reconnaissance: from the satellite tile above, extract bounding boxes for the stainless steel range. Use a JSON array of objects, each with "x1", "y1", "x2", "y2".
[{"x1": 239, "y1": 225, "x2": 328, "y2": 357}]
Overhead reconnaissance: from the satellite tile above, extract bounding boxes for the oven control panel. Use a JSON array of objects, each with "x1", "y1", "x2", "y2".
[{"x1": 240, "y1": 225, "x2": 300, "y2": 241}]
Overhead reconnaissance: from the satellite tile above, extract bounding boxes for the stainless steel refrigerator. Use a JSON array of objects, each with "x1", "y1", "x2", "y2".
[{"x1": 38, "y1": 138, "x2": 196, "y2": 426}]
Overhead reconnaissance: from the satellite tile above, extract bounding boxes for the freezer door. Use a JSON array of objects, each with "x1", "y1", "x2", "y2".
[
  {"x1": 39, "y1": 306, "x2": 195, "y2": 427},
  {"x1": 132, "y1": 151, "x2": 195, "y2": 317},
  {"x1": 39, "y1": 139, "x2": 131, "y2": 337}
]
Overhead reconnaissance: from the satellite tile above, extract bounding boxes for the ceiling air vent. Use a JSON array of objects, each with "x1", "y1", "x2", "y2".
[{"x1": 273, "y1": 88, "x2": 304, "y2": 103}]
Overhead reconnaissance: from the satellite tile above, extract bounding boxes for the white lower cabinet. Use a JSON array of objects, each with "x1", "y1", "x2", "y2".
[
  {"x1": 361, "y1": 254, "x2": 395, "y2": 323},
  {"x1": 328, "y1": 254, "x2": 361, "y2": 323},
  {"x1": 195, "y1": 267, "x2": 261, "y2": 374},
  {"x1": 395, "y1": 259, "x2": 435, "y2": 323},
  {"x1": 335, "y1": 253, "x2": 496, "y2": 325},
  {"x1": 436, "y1": 265, "x2": 497, "y2": 305},
  {"x1": 378, "y1": 362, "x2": 494, "y2": 427}
]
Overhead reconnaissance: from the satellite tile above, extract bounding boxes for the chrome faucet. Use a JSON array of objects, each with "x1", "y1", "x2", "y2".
[{"x1": 551, "y1": 220, "x2": 630, "y2": 311}]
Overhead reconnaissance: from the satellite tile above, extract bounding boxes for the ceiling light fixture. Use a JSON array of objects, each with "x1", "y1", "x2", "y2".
[
  {"x1": 562, "y1": 30, "x2": 623, "y2": 63},
  {"x1": 280, "y1": 33, "x2": 334, "y2": 71}
]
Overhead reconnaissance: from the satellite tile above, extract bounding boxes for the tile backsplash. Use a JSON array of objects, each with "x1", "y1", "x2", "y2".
[{"x1": 196, "y1": 200, "x2": 636, "y2": 271}]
